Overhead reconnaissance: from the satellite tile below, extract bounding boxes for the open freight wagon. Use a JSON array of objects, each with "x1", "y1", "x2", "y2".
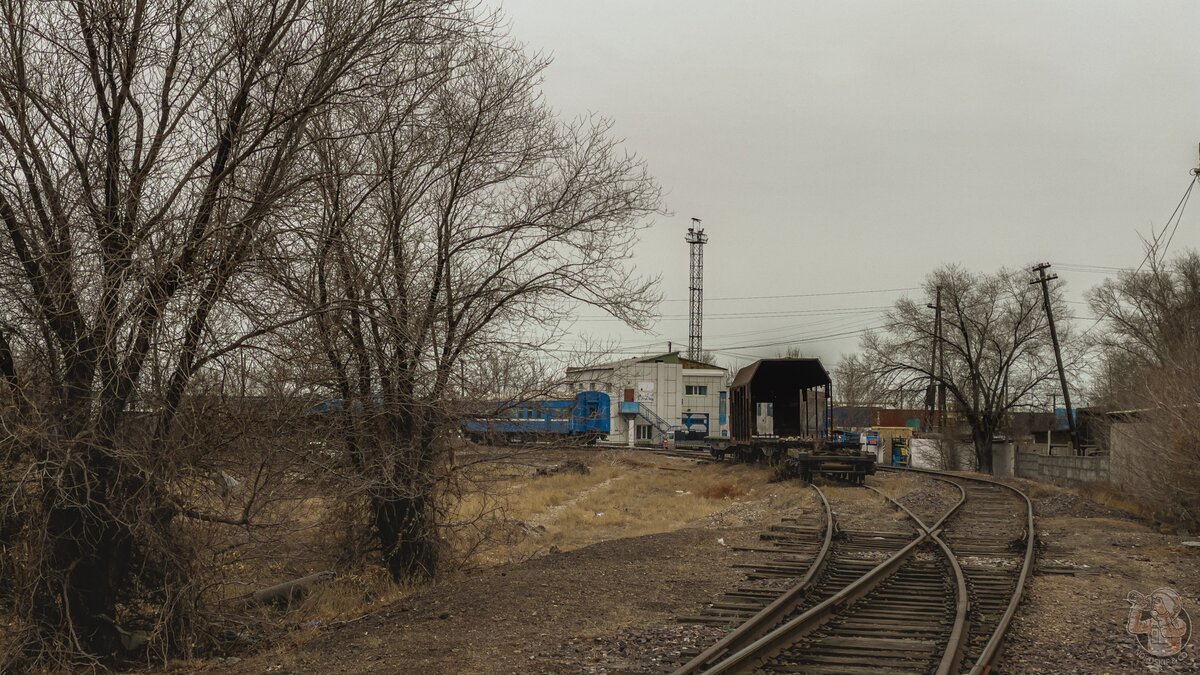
[{"x1": 710, "y1": 358, "x2": 876, "y2": 483}]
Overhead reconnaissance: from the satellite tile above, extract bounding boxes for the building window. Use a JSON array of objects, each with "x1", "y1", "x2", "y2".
[
  {"x1": 636, "y1": 424, "x2": 653, "y2": 440},
  {"x1": 685, "y1": 385, "x2": 708, "y2": 396}
]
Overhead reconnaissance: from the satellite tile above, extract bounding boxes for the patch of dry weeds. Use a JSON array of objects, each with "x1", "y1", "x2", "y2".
[{"x1": 471, "y1": 451, "x2": 798, "y2": 562}]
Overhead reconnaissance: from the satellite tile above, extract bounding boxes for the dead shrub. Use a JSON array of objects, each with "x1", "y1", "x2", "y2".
[{"x1": 696, "y1": 482, "x2": 747, "y2": 500}]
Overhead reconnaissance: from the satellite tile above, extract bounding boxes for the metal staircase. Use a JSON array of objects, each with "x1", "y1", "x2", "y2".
[{"x1": 636, "y1": 403, "x2": 681, "y2": 441}]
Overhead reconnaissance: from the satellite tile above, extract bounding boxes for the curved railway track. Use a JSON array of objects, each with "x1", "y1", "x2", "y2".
[
  {"x1": 904, "y1": 468, "x2": 1036, "y2": 675},
  {"x1": 672, "y1": 467, "x2": 1034, "y2": 675}
]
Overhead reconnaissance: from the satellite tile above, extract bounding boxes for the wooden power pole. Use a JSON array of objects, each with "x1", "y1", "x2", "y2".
[
  {"x1": 925, "y1": 286, "x2": 942, "y2": 433},
  {"x1": 1030, "y1": 263, "x2": 1079, "y2": 454}
]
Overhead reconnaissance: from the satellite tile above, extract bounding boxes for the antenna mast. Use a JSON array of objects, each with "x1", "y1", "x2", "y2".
[{"x1": 685, "y1": 219, "x2": 708, "y2": 361}]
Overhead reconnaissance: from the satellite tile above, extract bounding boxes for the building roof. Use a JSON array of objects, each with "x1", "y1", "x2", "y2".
[
  {"x1": 566, "y1": 351, "x2": 727, "y2": 373},
  {"x1": 730, "y1": 358, "x2": 830, "y2": 389}
]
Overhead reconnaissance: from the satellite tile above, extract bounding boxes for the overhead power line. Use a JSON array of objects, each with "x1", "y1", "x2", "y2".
[
  {"x1": 1136, "y1": 176, "x2": 1197, "y2": 274},
  {"x1": 1049, "y1": 262, "x2": 1133, "y2": 274},
  {"x1": 572, "y1": 306, "x2": 892, "y2": 322},
  {"x1": 708, "y1": 326, "x2": 880, "y2": 352},
  {"x1": 659, "y1": 286, "x2": 919, "y2": 303}
]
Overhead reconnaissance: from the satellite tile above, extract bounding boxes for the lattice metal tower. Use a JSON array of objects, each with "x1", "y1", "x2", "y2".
[{"x1": 685, "y1": 219, "x2": 708, "y2": 360}]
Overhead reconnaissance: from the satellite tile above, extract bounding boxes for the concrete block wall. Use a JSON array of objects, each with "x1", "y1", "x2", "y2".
[
  {"x1": 1014, "y1": 452, "x2": 1110, "y2": 486},
  {"x1": 992, "y1": 443, "x2": 1015, "y2": 477}
]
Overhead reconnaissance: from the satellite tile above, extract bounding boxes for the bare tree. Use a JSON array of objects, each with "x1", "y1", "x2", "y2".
[
  {"x1": 1088, "y1": 249, "x2": 1200, "y2": 379},
  {"x1": 832, "y1": 353, "x2": 883, "y2": 408},
  {"x1": 1088, "y1": 248, "x2": 1200, "y2": 526},
  {"x1": 0, "y1": 0, "x2": 465, "y2": 663},
  {"x1": 863, "y1": 266, "x2": 1069, "y2": 472},
  {"x1": 268, "y1": 34, "x2": 660, "y2": 581}
]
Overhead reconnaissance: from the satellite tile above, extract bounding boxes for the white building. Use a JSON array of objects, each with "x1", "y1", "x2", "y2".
[{"x1": 564, "y1": 352, "x2": 729, "y2": 445}]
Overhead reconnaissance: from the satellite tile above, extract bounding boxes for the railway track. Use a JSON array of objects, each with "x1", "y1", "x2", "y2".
[
  {"x1": 919, "y1": 470, "x2": 1035, "y2": 674},
  {"x1": 640, "y1": 447, "x2": 718, "y2": 463},
  {"x1": 675, "y1": 486, "x2": 834, "y2": 654},
  {"x1": 672, "y1": 468, "x2": 1034, "y2": 675}
]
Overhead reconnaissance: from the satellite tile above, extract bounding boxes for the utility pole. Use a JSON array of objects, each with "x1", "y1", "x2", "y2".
[
  {"x1": 938, "y1": 309, "x2": 946, "y2": 436},
  {"x1": 1047, "y1": 390, "x2": 1057, "y2": 453},
  {"x1": 686, "y1": 219, "x2": 708, "y2": 361},
  {"x1": 1031, "y1": 263, "x2": 1079, "y2": 454},
  {"x1": 925, "y1": 286, "x2": 942, "y2": 433}
]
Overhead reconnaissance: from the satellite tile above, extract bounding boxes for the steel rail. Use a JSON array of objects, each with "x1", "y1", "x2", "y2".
[
  {"x1": 931, "y1": 518, "x2": 971, "y2": 674},
  {"x1": 698, "y1": 481, "x2": 969, "y2": 675},
  {"x1": 867, "y1": 483, "x2": 970, "y2": 675},
  {"x1": 881, "y1": 465, "x2": 1037, "y2": 675},
  {"x1": 672, "y1": 484, "x2": 834, "y2": 674}
]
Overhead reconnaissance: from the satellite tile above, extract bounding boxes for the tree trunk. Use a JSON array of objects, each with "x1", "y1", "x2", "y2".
[
  {"x1": 973, "y1": 425, "x2": 994, "y2": 474},
  {"x1": 32, "y1": 447, "x2": 132, "y2": 657},
  {"x1": 373, "y1": 489, "x2": 438, "y2": 581},
  {"x1": 370, "y1": 413, "x2": 443, "y2": 580}
]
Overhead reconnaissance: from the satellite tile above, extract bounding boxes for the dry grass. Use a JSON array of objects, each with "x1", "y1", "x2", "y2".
[
  {"x1": 1077, "y1": 482, "x2": 1158, "y2": 521},
  {"x1": 465, "y1": 450, "x2": 793, "y2": 563},
  {"x1": 511, "y1": 463, "x2": 626, "y2": 517},
  {"x1": 293, "y1": 567, "x2": 412, "y2": 623},
  {"x1": 870, "y1": 473, "x2": 919, "y2": 499},
  {"x1": 695, "y1": 481, "x2": 748, "y2": 500},
  {"x1": 229, "y1": 450, "x2": 801, "y2": 654}
]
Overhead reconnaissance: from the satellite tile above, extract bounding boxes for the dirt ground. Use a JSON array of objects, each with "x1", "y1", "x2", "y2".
[
  {"x1": 161, "y1": 457, "x2": 1199, "y2": 674},
  {"x1": 991, "y1": 476, "x2": 1200, "y2": 674},
  {"x1": 168, "y1": 448, "x2": 816, "y2": 674}
]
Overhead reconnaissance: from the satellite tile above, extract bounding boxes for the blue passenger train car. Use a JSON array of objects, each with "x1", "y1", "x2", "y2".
[{"x1": 462, "y1": 391, "x2": 610, "y2": 443}]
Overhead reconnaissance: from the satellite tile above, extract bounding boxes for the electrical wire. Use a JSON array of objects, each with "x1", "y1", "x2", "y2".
[
  {"x1": 707, "y1": 325, "x2": 881, "y2": 352},
  {"x1": 1135, "y1": 177, "x2": 1197, "y2": 273},
  {"x1": 658, "y1": 286, "x2": 919, "y2": 303},
  {"x1": 1161, "y1": 177, "x2": 1196, "y2": 259},
  {"x1": 571, "y1": 305, "x2": 893, "y2": 322}
]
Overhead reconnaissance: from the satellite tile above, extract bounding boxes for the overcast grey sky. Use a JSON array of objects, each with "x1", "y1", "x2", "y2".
[{"x1": 499, "y1": 1, "x2": 1200, "y2": 373}]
